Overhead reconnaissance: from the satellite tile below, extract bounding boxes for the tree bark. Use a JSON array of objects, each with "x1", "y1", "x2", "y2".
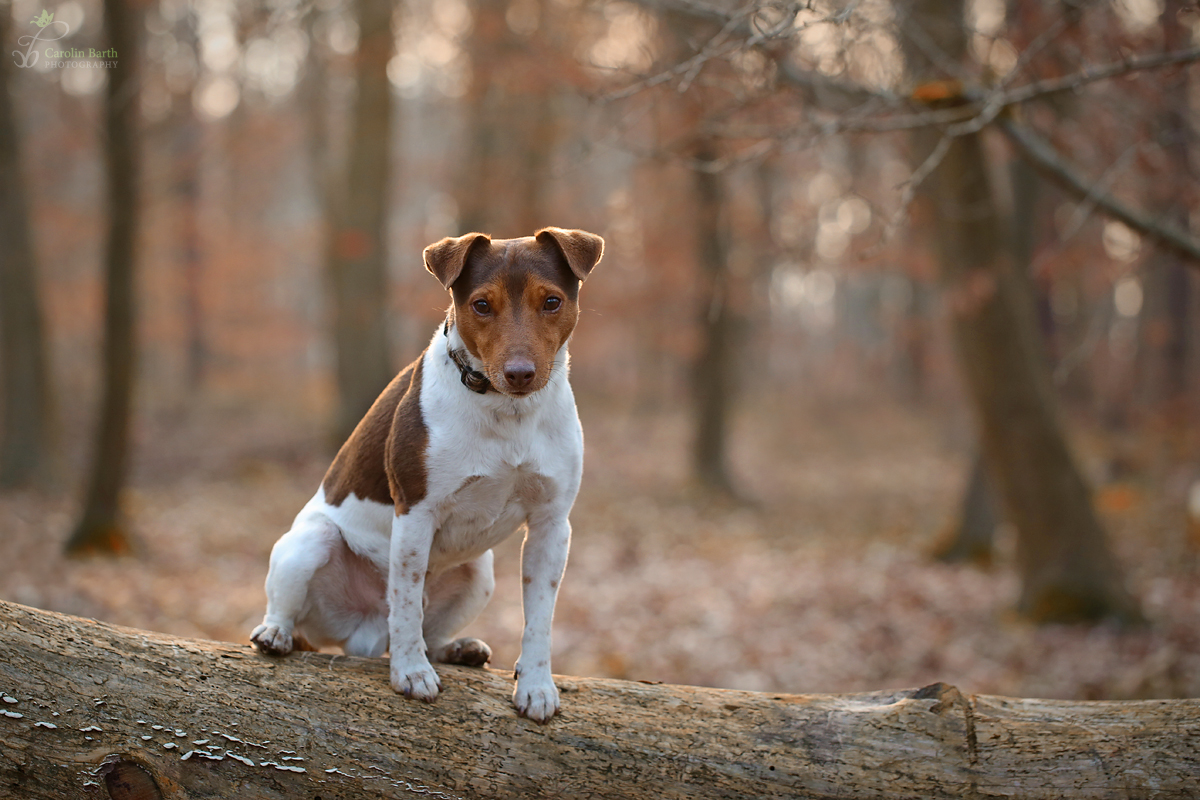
[
  {"x1": 455, "y1": 0, "x2": 502, "y2": 234},
  {"x1": 455, "y1": 0, "x2": 557, "y2": 237},
  {"x1": 903, "y1": 0, "x2": 1141, "y2": 623},
  {"x1": 934, "y1": 450, "x2": 998, "y2": 565},
  {"x1": 170, "y1": 101, "x2": 205, "y2": 394},
  {"x1": 1138, "y1": 0, "x2": 1194, "y2": 414},
  {"x1": 0, "y1": 8, "x2": 56, "y2": 490},
  {"x1": 329, "y1": 0, "x2": 395, "y2": 446},
  {"x1": 935, "y1": 158, "x2": 1037, "y2": 566},
  {"x1": 691, "y1": 149, "x2": 740, "y2": 498},
  {"x1": 1, "y1": 600, "x2": 1197, "y2": 800},
  {"x1": 65, "y1": 0, "x2": 141, "y2": 555}
]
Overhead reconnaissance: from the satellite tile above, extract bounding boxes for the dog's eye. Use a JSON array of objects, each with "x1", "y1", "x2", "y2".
[
  {"x1": 543, "y1": 297, "x2": 561, "y2": 312},
  {"x1": 472, "y1": 299, "x2": 491, "y2": 315}
]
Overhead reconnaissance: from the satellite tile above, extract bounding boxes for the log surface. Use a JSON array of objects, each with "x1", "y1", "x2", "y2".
[{"x1": 0, "y1": 599, "x2": 1197, "y2": 799}]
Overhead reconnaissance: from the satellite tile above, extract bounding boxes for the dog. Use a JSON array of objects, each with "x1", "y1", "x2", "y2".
[{"x1": 250, "y1": 227, "x2": 603, "y2": 722}]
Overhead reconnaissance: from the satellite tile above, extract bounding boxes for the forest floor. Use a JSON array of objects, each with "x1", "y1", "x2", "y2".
[{"x1": 1, "y1": 394, "x2": 1198, "y2": 701}]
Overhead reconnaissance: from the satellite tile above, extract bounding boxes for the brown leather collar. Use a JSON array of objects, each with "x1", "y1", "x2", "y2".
[{"x1": 445, "y1": 322, "x2": 494, "y2": 395}]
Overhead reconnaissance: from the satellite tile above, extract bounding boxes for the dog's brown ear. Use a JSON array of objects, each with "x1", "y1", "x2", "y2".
[
  {"x1": 536, "y1": 227, "x2": 604, "y2": 282},
  {"x1": 424, "y1": 232, "x2": 490, "y2": 288}
]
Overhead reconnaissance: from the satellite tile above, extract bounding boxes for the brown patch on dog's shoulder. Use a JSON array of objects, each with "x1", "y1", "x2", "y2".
[
  {"x1": 323, "y1": 355, "x2": 428, "y2": 510},
  {"x1": 515, "y1": 471, "x2": 554, "y2": 504},
  {"x1": 386, "y1": 355, "x2": 429, "y2": 515}
]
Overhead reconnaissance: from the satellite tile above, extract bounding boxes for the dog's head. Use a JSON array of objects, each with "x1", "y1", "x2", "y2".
[{"x1": 424, "y1": 227, "x2": 604, "y2": 398}]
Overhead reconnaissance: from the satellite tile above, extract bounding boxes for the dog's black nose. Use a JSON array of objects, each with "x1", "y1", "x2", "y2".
[{"x1": 504, "y1": 360, "x2": 536, "y2": 391}]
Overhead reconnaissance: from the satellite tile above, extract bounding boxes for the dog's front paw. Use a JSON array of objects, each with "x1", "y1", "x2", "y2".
[
  {"x1": 513, "y1": 673, "x2": 560, "y2": 723},
  {"x1": 250, "y1": 623, "x2": 293, "y2": 656},
  {"x1": 391, "y1": 660, "x2": 442, "y2": 703}
]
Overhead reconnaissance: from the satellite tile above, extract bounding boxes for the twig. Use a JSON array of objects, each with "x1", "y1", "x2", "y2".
[
  {"x1": 899, "y1": 14, "x2": 975, "y2": 84},
  {"x1": 1053, "y1": 295, "x2": 1110, "y2": 386},
  {"x1": 998, "y1": 5, "x2": 1077, "y2": 89},
  {"x1": 891, "y1": 132, "x2": 953, "y2": 226},
  {"x1": 789, "y1": 46, "x2": 1200, "y2": 136},
  {"x1": 1000, "y1": 47, "x2": 1200, "y2": 106},
  {"x1": 678, "y1": 5, "x2": 750, "y2": 93},
  {"x1": 999, "y1": 116, "x2": 1200, "y2": 266},
  {"x1": 605, "y1": 1, "x2": 840, "y2": 102},
  {"x1": 1057, "y1": 142, "x2": 1140, "y2": 242}
]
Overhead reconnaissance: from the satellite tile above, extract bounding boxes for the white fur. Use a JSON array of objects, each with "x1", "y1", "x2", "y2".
[{"x1": 252, "y1": 323, "x2": 581, "y2": 721}]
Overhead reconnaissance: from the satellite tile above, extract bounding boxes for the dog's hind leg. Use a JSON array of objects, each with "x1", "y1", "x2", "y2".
[
  {"x1": 251, "y1": 515, "x2": 342, "y2": 656},
  {"x1": 319, "y1": 546, "x2": 388, "y2": 657},
  {"x1": 423, "y1": 550, "x2": 495, "y2": 667},
  {"x1": 342, "y1": 615, "x2": 388, "y2": 658}
]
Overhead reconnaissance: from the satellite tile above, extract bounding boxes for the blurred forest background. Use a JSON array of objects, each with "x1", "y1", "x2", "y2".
[{"x1": 2, "y1": 0, "x2": 1200, "y2": 700}]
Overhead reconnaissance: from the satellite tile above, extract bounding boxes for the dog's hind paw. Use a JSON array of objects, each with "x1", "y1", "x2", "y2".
[
  {"x1": 434, "y1": 637, "x2": 492, "y2": 667},
  {"x1": 391, "y1": 661, "x2": 442, "y2": 703},
  {"x1": 250, "y1": 623, "x2": 294, "y2": 656}
]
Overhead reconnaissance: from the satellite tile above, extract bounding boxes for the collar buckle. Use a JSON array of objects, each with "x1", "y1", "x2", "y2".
[
  {"x1": 448, "y1": 347, "x2": 493, "y2": 394},
  {"x1": 444, "y1": 320, "x2": 494, "y2": 394}
]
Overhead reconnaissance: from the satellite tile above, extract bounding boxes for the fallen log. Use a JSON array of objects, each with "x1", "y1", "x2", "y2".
[{"x1": 0, "y1": 598, "x2": 1196, "y2": 799}]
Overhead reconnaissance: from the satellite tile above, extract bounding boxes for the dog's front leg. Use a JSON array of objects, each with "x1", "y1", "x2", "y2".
[
  {"x1": 388, "y1": 510, "x2": 441, "y2": 702},
  {"x1": 513, "y1": 515, "x2": 570, "y2": 722}
]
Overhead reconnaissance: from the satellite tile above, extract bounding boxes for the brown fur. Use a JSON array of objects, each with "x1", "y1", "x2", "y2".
[
  {"x1": 322, "y1": 228, "x2": 601, "y2": 506},
  {"x1": 322, "y1": 356, "x2": 428, "y2": 514},
  {"x1": 424, "y1": 228, "x2": 603, "y2": 397}
]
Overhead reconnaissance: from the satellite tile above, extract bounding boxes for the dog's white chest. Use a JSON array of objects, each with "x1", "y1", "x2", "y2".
[{"x1": 429, "y1": 464, "x2": 550, "y2": 571}]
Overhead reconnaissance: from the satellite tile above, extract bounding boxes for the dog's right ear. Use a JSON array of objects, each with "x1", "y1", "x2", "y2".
[{"x1": 423, "y1": 233, "x2": 490, "y2": 289}]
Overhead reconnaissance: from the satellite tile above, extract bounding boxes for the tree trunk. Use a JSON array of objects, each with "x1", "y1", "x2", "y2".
[
  {"x1": 935, "y1": 156, "x2": 1038, "y2": 566},
  {"x1": 329, "y1": 0, "x2": 395, "y2": 446},
  {"x1": 0, "y1": 8, "x2": 56, "y2": 490},
  {"x1": 513, "y1": 83, "x2": 555, "y2": 236},
  {"x1": 904, "y1": 0, "x2": 1140, "y2": 623},
  {"x1": 895, "y1": 279, "x2": 934, "y2": 403},
  {"x1": 1138, "y1": 0, "x2": 1194, "y2": 416},
  {"x1": 691, "y1": 150, "x2": 740, "y2": 498},
  {"x1": 65, "y1": 0, "x2": 140, "y2": 555},
  {"x1": 455, "y1": 0, "x2": 556, "y2": 237},
  {"x1": 172, "y1": 105, "x2": 205, "y2": 394},
  {"x1": 454, "y1": 0, "x2": 504, "y2": 234},
  {"x1": 934, "y1": 450, "x2": 998, "y2": 565},
  {"x1": 1, "y1": 599, "x2": 1197, "y2": 800}
]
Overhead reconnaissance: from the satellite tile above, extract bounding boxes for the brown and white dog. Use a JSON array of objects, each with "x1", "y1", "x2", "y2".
[{"x1": 250, "y1": 227, "x2": 603, "y2": 722}]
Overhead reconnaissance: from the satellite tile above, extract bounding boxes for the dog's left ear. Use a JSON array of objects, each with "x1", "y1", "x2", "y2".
[
  {"x1": 536, "y1": 227, "x2": 604, "y2": 282},
  {"x1": 424, "y1": 232, "x2": 491, "y2": 289}
]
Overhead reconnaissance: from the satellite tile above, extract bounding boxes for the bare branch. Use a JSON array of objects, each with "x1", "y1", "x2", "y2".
[
  {"x1": 893, "y1": 132, "x2": 953, "y2": 221},
  {"x1": 615, "y1": 0, "x2": 1200, "y2": 268},
  {"x1": 609, "y1": 1, "x2": 885, "y2": 102},
  {"x1": 1057, "y1": 142, "x2": 1141, "y2": 242},
  {"x1": 775, "y1": 59, "x2": 899, "y2": 110},
  {"x1": 677, "y1": 5, "x2": 752, "y2": 93},
  {"x1": 1001, "y1": 47, "x2": 1200, "y2": 106},
  {"x1": 626, "y1": 0, "x2": 1200, "y2": 135},
  {"x1": 1000, "y1": 10, "x2": 1075, "y2": 88},
  {"x1": 999, "y1": 116, "x2": 1200, "y2": 266},
  {"x1": 1053, "y1": 298, "x2": 1110, "y2": 386},
  {"x1": 783, "y1": 46, "x2": 1200, "y2": 136}
]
